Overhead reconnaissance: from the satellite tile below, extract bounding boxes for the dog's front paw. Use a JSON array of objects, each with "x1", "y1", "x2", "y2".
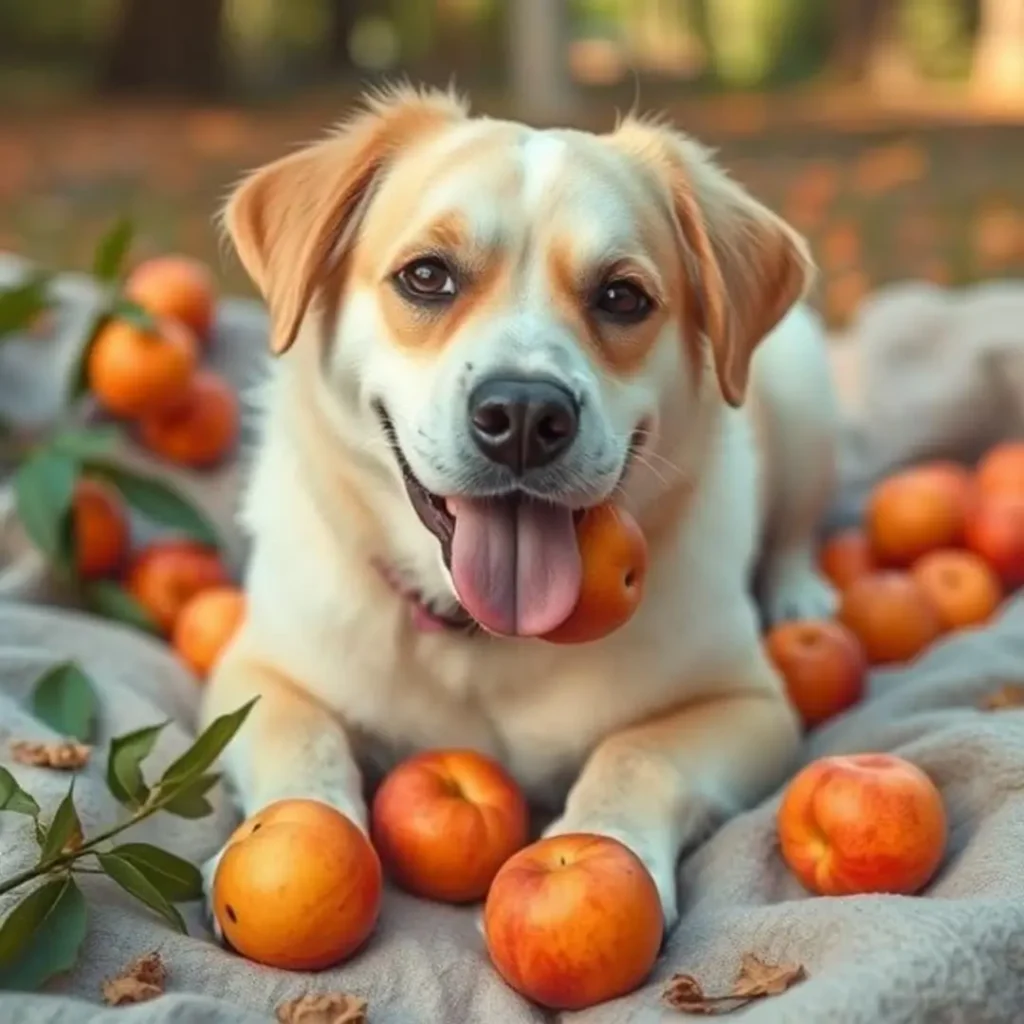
[
  {"x1": 543, "y1": 815, "x2": 679, "y2": 931},
  {"x1": 761, "y1": 548, "x2": 838, "y2": 625}
]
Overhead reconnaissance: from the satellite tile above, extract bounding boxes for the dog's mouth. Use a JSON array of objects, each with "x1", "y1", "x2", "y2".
[{"x1": 375, "y1": 403, "x2": 642, "y2": 638}]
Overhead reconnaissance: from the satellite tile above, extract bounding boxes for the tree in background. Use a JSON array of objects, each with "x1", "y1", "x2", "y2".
[{"x1": 100, "y1": 0, "x2": 227, "y2": 99}]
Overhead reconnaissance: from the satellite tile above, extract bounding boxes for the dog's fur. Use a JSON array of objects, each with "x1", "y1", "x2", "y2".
[{"x1": 200, "y1": 86, "x2": 839, "y2": 928}]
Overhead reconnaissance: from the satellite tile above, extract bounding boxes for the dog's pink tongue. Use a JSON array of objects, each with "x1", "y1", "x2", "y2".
[{"x1": 448, "y1": 497, "x2": 581, "y2": 637}]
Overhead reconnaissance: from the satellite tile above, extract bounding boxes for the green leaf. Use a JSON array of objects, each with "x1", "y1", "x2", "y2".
[
  {"x1": 97, "y1": 851, "x2": 186, "y2": 933},
  {"x1": 110, "y1": 297, "x2": 157, "y2": 332},
  {"x1": 106, "y1": 721, "x2": 169, "y2": 809},
  {"x1": 82, "y1": 580, "x2": 159, "y2": 635},
  {"x1": 0, "y1": 767, "x2": 40, "y2": 818},
  {"x1": 50, "y1": 426, "x2": 120, "y2": 460},
  {"x1": 108, "y1": 843, "x2": 203, "y2": 903},
  {"x1": 160, "y1": 772, "x2": 219, "y2": 819},
  {"x1": 66, "y1": 310, "x2": 108, "y2": 403},
  {"x1": 13, "y1": 450, "x2": 79, "y2": 568},
  {"x1": 0, "y1": 877, "x2": 87, "y2": 989},
  {"x1": 87, "y1": 461, "x2": 220, "y2": 549},
  {"x1": 30, "y1": 662, "x2": 97, "y2": 743},
  {"x1": 0, "y1": 275, "x2": 51, "y2": 341},
  {"x1": 159, "y1": 699, "x2": 257, "y2": 791},
  {"x1": 38, "y1": 784, "x2": 81, "y2": 865},
  {"x1": 92, "y1": 218, "x2": 134, "y2": 283}
]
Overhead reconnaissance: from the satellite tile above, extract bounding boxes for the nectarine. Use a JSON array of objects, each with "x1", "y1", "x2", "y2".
[
  {"x1": 838, "y1": 571, "x2": 942, "y2": 665},
  {"x1": 766, "y1": 620, "x2": 866, "y2": 728},
  {"x1": 484, "y1": 834, "x2": 663, "y2": 1010},
  {"x1": 542, "y1": 504, "x2": 647, "y2": 644},
  {"x1": 172, "y1": 585, "x2": 245, "y2": 678},
  {"x1": 125, "y1": 540, "x2": 230, "y2": 636},
  {"x1": 778, "y1": 753, "x2": 947, "y2": 896},
  {"x1": 911, "y1": 549, "x2": 1002, "y2": 633},
  {"x1": 865, "y1": 466, "x2": 970, "y2": 567},
  {"x1": 87, "y1": 316, "x2": 197, "y2": 419},
  {"x1": 213, "y1": 799, "x2": 381, "y2": 970},
  {"x1": 964, "y1": 494, "x2": 1024, "y2": 590},
  {"x1": 71, "y1": 477, "x2": 129, "y2": 580},
  {"x1": 975, "y1": 441, "x2": 1024, "y2": 499},
  {"x1": 371, "y1": 749, "x2": 528, "y2": 903},
  {"x1": 125, "y1": 255, "x2": 216, "y2": 341},
  {"x1": 818, "y1": 528, "x2": 877, "y2": 591}
]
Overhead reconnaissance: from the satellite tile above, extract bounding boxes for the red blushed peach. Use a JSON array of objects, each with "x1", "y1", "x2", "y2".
[
  {"x1": 778, "y1": 753, "x2": 947, "y2": 897},
  {"x1": 484, "y1": 834, "x2": 663, "y2": 1010},
  {"x1": 371, "y1": 749, "x2": 528, "y2": 903}
]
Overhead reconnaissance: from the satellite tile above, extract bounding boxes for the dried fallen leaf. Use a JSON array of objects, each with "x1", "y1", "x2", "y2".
[
  {"x1": 102, "y1": 951, "x2": 167, "y2": 1006},
  {"x1": 732, "y1": 954, "x2": 806, "y2": 998},
  {"x1": 978, "y1": 684, "x2": 1024, "y2": 710},
  {"x1": 10, "y1": 739, "x2": 91, "y2": 770},
  {"x1": 663, "y1": 955, "x2": 806, "y2": 1015},
  {"x1": 276, "y1": 992, "x2": 368, "y2": 1024}
]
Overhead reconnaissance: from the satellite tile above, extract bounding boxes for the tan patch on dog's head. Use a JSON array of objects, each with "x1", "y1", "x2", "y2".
[
  {"x1": 607, "y1": 117, "x2": 815, "y2": 406},
  {"x1": 221, "y1": 84, "x2": 468, "y2": 355}
]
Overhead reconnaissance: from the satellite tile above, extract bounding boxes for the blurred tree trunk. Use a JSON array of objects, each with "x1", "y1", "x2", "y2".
[
  {"x1": 507, "y1": 0, "x2": 576, "y2": 121},
  {"x1": 326, "y1": 0, "x2": 371, "y2": 72},
  {"x1": 830, "y1": 0, "x2": 884, "y2": 81},
  {"x1": 100, "y1": 0, "x2": 226, "y2": 99},
  {"x1": 972, "y1": 0, "x2": 1024, "y2": 95}
]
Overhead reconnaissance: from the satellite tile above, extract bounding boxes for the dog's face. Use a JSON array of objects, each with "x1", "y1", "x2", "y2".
[{"x1": 225, "y1": 88, "x2": 811, "y2": 637}]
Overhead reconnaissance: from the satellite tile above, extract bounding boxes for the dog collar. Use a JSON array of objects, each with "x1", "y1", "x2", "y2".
[{"x1": 373, "y1": 559, "x2": 476, "y2": 634}]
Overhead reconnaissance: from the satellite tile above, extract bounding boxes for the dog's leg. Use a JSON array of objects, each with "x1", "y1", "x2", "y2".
[
  {"x1": 199, "y1": 652, "x2": 366, "y2": 937},
  {"x1": 754, "y1": 307, "x2": 839, "y2": 624},
  {"x1": 544, "y1": 655, "x2": 800, "y2": 928}
]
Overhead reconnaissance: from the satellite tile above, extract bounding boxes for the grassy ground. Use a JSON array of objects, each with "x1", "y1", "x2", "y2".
[{"x1": 0, "y1": 92, "x2": 1021, "y2": 328}]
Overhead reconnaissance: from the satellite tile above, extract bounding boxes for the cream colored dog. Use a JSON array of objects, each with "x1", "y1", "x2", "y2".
[{"x1": 200, "y1": 86, "x2": 839, "y2": 930}]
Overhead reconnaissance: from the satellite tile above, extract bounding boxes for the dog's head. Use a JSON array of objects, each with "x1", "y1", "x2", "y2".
[{"x1": 224, "y1": 86, "x2": 812, "y2": 638}]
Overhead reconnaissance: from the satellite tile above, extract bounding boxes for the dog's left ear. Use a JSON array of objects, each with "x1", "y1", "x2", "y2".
[
  {"x1": 610, "y1": 120, "x2": 814, "y2": 407},
  {"x1": 223, "y1": 86, "x2": 467, "y2": 355}
]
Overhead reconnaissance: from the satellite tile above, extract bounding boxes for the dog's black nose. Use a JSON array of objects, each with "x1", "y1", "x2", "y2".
[{"x1": 468, "y1": 376, "x2": 579, "y2": 474}]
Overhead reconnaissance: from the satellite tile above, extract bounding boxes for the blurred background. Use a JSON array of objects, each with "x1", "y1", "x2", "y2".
[{"x1": 1, "y1": 0, "x2": 1022, "y2": 329}]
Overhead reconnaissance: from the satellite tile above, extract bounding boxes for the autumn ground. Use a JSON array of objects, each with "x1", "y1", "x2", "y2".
[{"x1": 0, "y1": 92, "x2": 1021, "y2": 328}]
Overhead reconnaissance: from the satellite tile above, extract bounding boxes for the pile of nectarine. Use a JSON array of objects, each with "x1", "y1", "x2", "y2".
[
  {"x1": 88, "y1": 254, "x2": 239, "y2": 469},
  {"x1": 769, "y1": 443, "x2": 1024, "y2": 729}
]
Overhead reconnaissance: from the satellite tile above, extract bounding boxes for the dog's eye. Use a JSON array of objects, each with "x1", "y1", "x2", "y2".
[
  {"x1": 395, "y1": 258, "x2": 457, "y2": 302},
  {"x1": 594, "y1": 280, "x2": 652, "y2": 323}
]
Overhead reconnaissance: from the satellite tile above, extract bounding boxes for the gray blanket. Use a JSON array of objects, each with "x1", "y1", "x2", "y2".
[{"x1": 2, "y1": 254, "x2": 1024, "y2": 1023}]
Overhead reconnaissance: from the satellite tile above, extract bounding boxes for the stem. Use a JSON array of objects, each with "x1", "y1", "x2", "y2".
[{"x1": 0, "y1": 787, "x2": 180, "y2": 898}]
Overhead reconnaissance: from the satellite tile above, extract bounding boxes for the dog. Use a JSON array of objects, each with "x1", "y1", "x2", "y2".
[{"x1": 200, "y1": 85, "x2": 839, "y2": 931}]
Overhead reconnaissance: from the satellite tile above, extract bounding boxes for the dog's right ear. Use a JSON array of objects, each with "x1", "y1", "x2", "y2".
[{"x1": 223, "y1": 86, "x2": 467, "y2": 355}]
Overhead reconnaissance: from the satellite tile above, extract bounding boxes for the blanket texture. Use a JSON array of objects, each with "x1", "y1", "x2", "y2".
[{"x1": 2, "y1": 253, "x2": 1024, "y2": 1023}]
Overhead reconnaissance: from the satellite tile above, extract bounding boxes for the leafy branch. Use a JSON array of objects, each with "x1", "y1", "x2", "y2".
[
  {"x1": 0, "y1": 660, "x2": 256, "y2": 990},
  {"x1": 1, "y1": 219, "x2": 224, "y2": 633}
]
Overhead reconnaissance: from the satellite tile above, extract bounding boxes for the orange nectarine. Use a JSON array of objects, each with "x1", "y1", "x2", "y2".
[
  {"x1": 778, "y1": 753, "x2": 947, "y2": 896},
  {"x1": 71, "y1": 477, "x2": 129, "y2": 580},
  {"x1": 172, "y1": 585, "x2": 245, "y2": 678},
  {"x1": 371, "y1": 749, "x2": 528, "y2": 903},
  {"x1": 964, "y1": 494, "x2": 1024, "y2": 590},
  {"x1": 484, "y1": 833, "x2": 663, "y2": 1010},
  {"x1": 911, "y1": 549, "x2": 1002, "y2": 633},
  {"x1": 818, "y1": 528, "x2": 877, "y2": 591},
  {"x1": 213, "y1": 799, "x2": 381, "y2": 970}
]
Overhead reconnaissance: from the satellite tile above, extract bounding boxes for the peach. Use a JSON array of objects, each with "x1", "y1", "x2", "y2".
[
  {"x1": 172, "y1": 585, "x2": 245, "y2": 678},
  {"x1": 911, "y1": 549, "x2": 1002, "y2": 633},
  {"x1": 964, "y1": 494, "x2": 1024, "y2": 590},
  {"x1": 213, "y1": 799, "x2": 381, "y2": 969},
  {"x1": 838, "y1": 571, "x2": 942, "y2": 665},
  {"x1": 371, "y1": 749, "x2": 528, "y2": 903},
  {"x1": 484, "y1": 834, "x2": 663, "y2": 1010},
  {"x1": 766, "y1": 620, "x2": 867, "y2": 728},
  {"x1": 818, "y1": 527, "x2": 877, "y2": 591},
  {"x1": 865, "y1": 465, "x2": 971, "y2": 567},
  {"x1": 125, "y1": 540, "x2": 230, "y2": 636},
  {"x1": 778, "y1": 753, "x2": 947, "y2": 896},
  {"x1": 543, "y1": 503, "x2": 647, "y2": 644},
  {"x1": 125, "y1": 255, "x2": 216, "y2": 341},
  {"x1": 975, "y1": 441, "x2": 1024, "y2": 499},
  {"x1": 71, "y1": 477, "x2": 129, "y2": 579}
]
